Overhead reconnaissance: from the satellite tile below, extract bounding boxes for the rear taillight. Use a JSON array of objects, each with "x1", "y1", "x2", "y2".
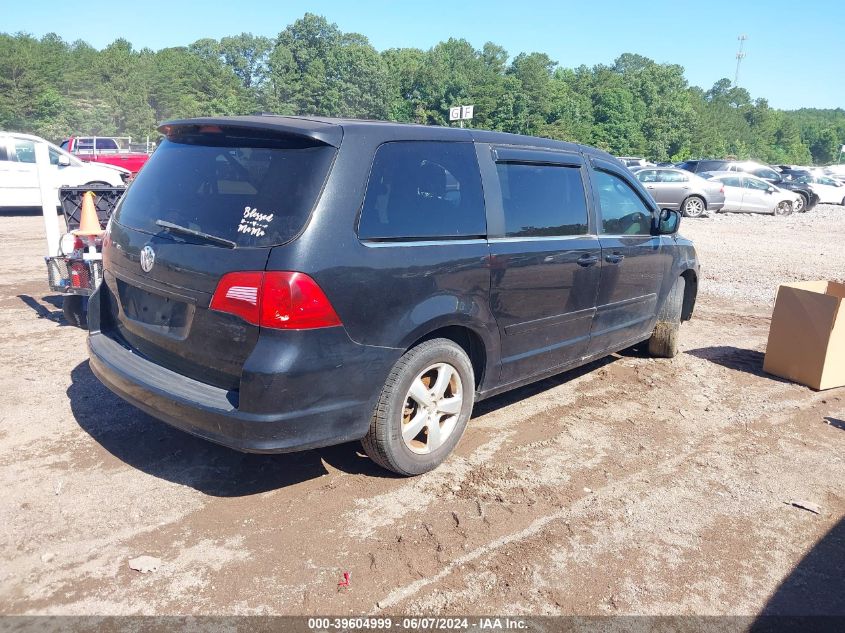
[
  {"x1": 210, "y1": 271, "x2": 341, "y2": 330},
  {"x1": 720, "y1": 185, "x2": 725, "y2": 194},
  {"x1": 260, "y1": 271, "x2": 342, "y2": 329},
  {"x1": 210, "y1": 271, "x2": 263, "y2": 325}
]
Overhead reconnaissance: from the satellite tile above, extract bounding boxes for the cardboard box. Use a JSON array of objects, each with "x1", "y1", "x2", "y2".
[{"x1": 763, "y1": 281, "x2": 845, "y2": 390}]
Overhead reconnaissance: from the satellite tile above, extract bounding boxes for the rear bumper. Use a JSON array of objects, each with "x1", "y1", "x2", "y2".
[{"x1": 87, "y1": 326, "x2": 399, "y2": 454}]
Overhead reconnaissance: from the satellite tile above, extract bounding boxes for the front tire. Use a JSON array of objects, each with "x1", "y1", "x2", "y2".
[
  {"x1": 362, "y1": 339, "x2": 475, "y2": 476},
  {"x1": 774, "y1": 200, "x2": 792, "y2": 216},
  {"x1": 648, "y1": 277, "x2": 685, "y2": 358},
  {"x1": 794, "y1": 194, "x2": 806, "y2": 213},
  {"x1": 681, "y1": 196, "x2": 706, "y2": 218}
]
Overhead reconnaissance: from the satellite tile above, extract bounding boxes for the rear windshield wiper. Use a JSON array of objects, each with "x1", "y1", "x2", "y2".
[{"x1": 155, "y1": 220, "x2": 237, "y2": 249}]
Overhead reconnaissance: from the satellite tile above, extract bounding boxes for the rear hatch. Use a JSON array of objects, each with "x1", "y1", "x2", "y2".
[{"x1": 100, "y1": 122, "x2": 338, "y2": 390}]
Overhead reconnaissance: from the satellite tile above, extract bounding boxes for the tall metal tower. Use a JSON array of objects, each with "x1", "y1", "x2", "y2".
[{"x1": 734, "y1": 34, "x2": 748, "y2": 86}]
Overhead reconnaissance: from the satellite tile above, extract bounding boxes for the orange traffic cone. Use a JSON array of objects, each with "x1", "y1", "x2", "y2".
[{"x1": 72, "y1": 191, "x2": 104, "y2": 237}]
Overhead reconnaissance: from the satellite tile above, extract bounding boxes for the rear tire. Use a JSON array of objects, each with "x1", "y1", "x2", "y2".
[
  {"x1": 62, "y1": 295, "x2": 88, "y2": 329},
  {"x1": 681, "y1": 196, "x2": 706, "y2": 218},
  {"x1": 648, "y1": 277, "x2": 685, "y2": 359},
  {"x1": 362, "y1": 339, "x2": 475, "y2": 476}
]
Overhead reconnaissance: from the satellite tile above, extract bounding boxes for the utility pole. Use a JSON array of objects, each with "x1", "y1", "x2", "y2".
[{"x1": 734, "y1": 34, "x2": 748, "y2": 87}]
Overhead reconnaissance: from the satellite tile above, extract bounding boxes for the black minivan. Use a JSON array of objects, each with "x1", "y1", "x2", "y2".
[{"x1": 88, "y1": 116, "x2": 699, "y2": 475}]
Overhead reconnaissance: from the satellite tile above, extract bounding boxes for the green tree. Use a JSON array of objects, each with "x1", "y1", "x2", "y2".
[
  {"x1": 2, "y1": 14, "x2": 844, "y2": 163},
  {"x1": 267, "y1": 14, "x2": 389, "y2": 118}
]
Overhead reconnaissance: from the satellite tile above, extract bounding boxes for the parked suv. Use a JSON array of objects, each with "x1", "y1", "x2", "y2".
[
  {"x1": 678, "y1": 159, "x2": 817, "y2": 212},
  {"x1": 87, "y1": 116, "x2": 699, "y2": 475}
]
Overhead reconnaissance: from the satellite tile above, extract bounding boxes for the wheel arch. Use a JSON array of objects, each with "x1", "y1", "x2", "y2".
[
  {"x1": 402, "y1": 321, "x2": 492, "y2": 391},
  {"x1": 682, "y1": 194, "x2": 707, "y2": 209}
]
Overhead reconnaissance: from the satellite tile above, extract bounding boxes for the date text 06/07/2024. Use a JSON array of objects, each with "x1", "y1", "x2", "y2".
[{"x1": 306, "y1": 617, "x2": 528, "y2": 631}]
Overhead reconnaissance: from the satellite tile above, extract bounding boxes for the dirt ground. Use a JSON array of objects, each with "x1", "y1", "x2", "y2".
[{"x1": 0, "y1": 207, "x2": 843, "y2": 617}]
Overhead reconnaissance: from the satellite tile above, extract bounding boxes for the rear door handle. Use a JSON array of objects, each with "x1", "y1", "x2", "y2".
[
  {"x1": 605, "y1": 253, "x2": 625, "y2": 264},
  {"x1": 577, "y1": 254, "x2": 598, "y2": 267}
]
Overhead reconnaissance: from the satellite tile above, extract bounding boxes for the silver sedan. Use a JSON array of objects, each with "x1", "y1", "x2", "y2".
[
  {"x1": 702, "y1": 171, "x2": 799, "y2": 215},
  {"x1": 633, "y1": 167, "x2": 725, "y2": 218}
]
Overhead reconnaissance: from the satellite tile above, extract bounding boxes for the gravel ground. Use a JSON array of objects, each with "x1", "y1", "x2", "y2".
[
  {"x1": 682, "y1": 203, "x2": 845, "y2": 305},
  {"x1": 0, "y1": 207, "x2": 843, "y2": 617}
]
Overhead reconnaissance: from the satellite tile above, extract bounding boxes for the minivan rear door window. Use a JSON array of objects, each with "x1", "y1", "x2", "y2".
[
  {"x1": 113, "y1": 129, "x2": 337, "y2": 248},
  {"x1": 495, "y1": 162, "x2": 589, "y2": 237}
]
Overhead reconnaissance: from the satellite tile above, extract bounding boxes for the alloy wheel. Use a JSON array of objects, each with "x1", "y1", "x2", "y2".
[
  {"x1": 401, "y1": 363, "x2": 464, "y2": 455},
  {"x1": 683, "y1": 198, "x2": 704, "y2": 217}
]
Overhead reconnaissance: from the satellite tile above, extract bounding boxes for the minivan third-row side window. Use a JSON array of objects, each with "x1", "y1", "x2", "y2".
[
  {"x1": 358, "y1": 141, "x2": 486, "y2": 240},
  {"x1": 495, "y1": 162, "x2": 588, "y2": 237}
]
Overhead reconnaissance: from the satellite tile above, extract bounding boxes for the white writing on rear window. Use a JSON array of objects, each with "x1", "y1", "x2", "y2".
[{"x1": 238, "y1": 206, "x2": 274, "y2": 237}]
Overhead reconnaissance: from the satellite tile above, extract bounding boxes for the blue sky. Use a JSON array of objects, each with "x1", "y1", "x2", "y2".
[{"x1": 6, "y1": 0, "x2": 843, "y2": 110}]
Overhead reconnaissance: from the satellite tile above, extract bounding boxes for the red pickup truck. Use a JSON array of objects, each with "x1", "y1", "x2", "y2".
[{"x1": 60, "y1": 136, "x2": 152, "y2": 175}]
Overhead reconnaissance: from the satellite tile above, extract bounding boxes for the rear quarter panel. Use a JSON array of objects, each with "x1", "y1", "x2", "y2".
[{"x1": 264, "y1": 126, "x2": 501, "y2": 387}]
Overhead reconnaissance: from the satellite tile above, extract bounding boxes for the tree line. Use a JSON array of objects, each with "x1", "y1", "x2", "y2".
[{"x1": 2, "y1": 13, "x2": 843, "y2": 164}]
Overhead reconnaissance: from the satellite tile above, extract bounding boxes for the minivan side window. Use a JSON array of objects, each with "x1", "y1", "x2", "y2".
[
  {"x1": 357, "y1": 142, "x2": 486, "y2": 240},
  {"x1": 593, "y1": 170, "x2": 653, "y2": 235},
  {"x1": 495, "y1": 162, "x2": 588, "y2": 237}
]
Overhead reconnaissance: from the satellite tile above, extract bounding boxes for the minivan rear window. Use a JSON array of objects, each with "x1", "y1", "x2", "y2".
[{"x1": 113, "y1": 131, "x2": 336, "y2": 247}]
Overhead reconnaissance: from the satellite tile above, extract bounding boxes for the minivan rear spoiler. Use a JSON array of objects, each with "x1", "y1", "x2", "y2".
[{"x1": 158, "y1": 116, "x2": 343, "y2": 148}]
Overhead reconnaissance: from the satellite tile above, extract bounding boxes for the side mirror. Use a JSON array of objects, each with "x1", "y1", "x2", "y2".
[
  {"x1": 657, "y1": 208, "x2": 681, "y2": 234},
  {"x1": 57, "y1": 155, "x2": 71, "y2": 167},
  {"x1": 767, "y1": 186, "x2": 776, "y2": 193}
]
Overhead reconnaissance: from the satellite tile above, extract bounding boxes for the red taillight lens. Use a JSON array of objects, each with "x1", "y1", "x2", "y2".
[
  {"x1": 720, "y1": 185, "x2": 725, "y2": 194},
  {"x1": 210, "y1": 271, "x2": 263, "y2": 325},
  {"x1": 210, "y1": 271, "x2": 341, "y2": 330},
  {"x1": 260, "y1": 271, "x2": 341, "y2": 329}
]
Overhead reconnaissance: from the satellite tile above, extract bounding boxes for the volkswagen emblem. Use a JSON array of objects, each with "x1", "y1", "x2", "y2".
[{"x1": 139, "y1": 245, "x2": 156, "y2": 273}]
